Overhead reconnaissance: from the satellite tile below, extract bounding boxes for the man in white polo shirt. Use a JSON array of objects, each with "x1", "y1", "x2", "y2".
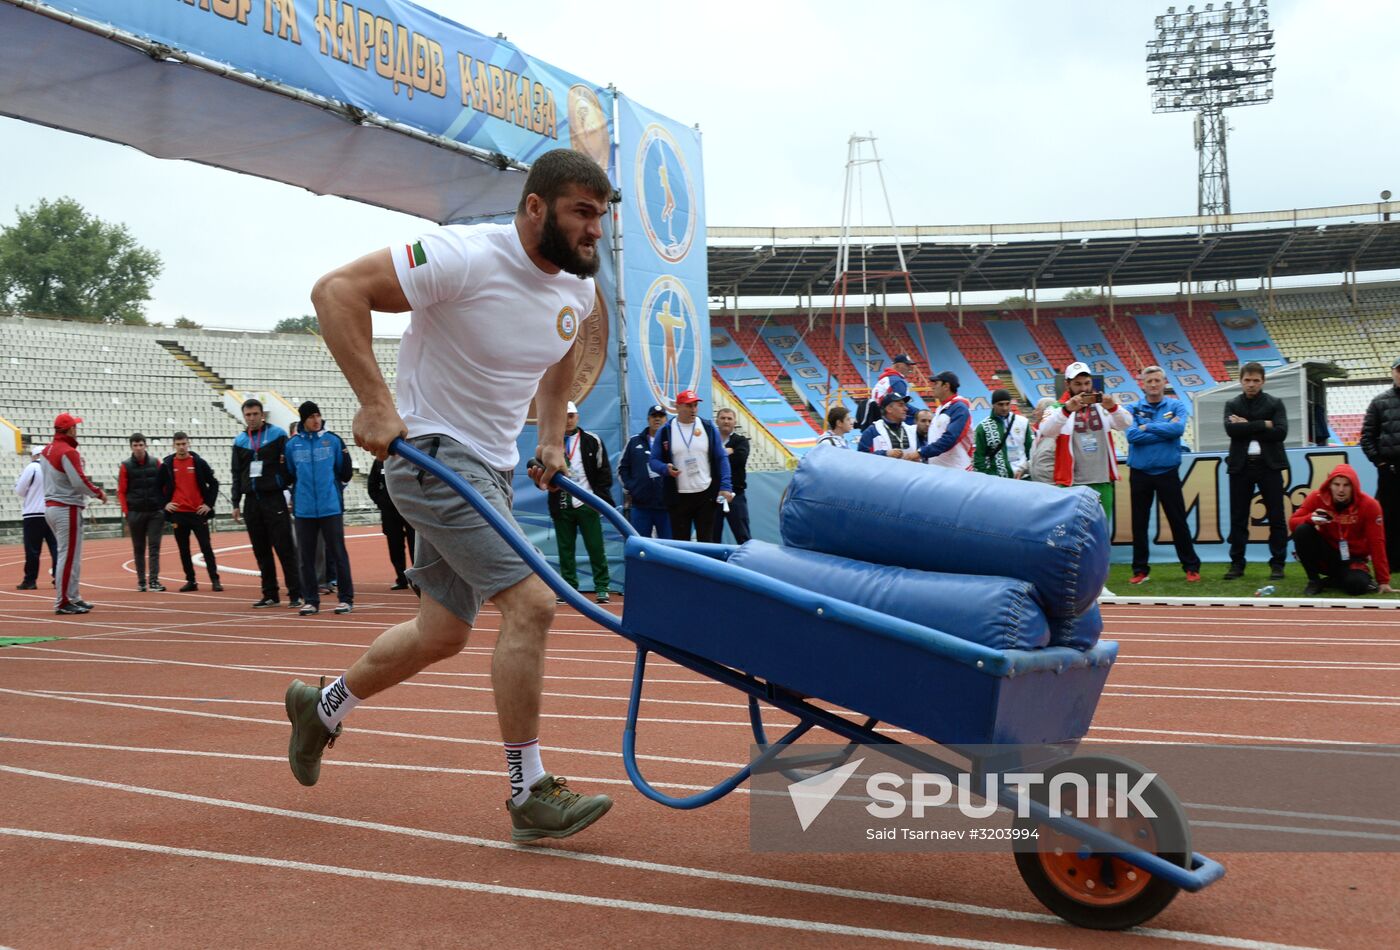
[{"x1": 285, "y1": 149, "x2": 613, "y2": 843}]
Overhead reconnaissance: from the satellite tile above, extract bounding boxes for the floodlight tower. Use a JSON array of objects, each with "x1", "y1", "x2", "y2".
[{"x1": 1147, "y1": 1, "x2": 1276, "y2": 232}]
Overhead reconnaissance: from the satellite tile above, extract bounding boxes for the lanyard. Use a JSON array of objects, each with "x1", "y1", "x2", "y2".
[
  {"x1": 677, "y1": 420, "x2": 700, "y2": 451},
  {"x1": 566, "y1": 433, "x2": 580, "y2": 462},
  {"x1": 249, "y1": 426, "x2": 263, "y2": 455},
  {"x1": 884, "y1": 422, "x2": 907, "y2": 449}
]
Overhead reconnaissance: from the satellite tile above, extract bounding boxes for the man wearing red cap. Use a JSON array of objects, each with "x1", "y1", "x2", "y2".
[
  {"x1": 41, "y1": 413, "x2": 106, "y2": 614},
  {"x1": 649, "y1": 389, "x2": 733, "y2": 542}
]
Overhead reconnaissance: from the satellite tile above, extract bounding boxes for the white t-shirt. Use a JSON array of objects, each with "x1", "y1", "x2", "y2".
[
  {"x1": 392, "y1": 222, "x2": 596, "y2": 471},
  {"x1": 670, "y1": 418, "x2": 711, "y2": 494},
  {"x1": 565, "y1": 431, "x2": 591, "y2": 508}
]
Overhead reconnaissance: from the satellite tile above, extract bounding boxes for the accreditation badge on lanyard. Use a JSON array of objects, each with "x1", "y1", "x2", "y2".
[{"x1": 679, "y1": 423, "x2": 703, "y2": 480}]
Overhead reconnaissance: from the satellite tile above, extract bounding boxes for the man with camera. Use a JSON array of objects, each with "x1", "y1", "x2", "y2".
[
  {"x1": 1037, "y1": 361, "x2": 1132, "y2": 517},
  {"x1": 1288, "y1": 463, "x2": 1394, "y2": 597}
]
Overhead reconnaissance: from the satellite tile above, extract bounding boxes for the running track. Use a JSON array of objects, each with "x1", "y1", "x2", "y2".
[{"x1": 1, "y1": 533, "x2": 1397, "y2": 949}]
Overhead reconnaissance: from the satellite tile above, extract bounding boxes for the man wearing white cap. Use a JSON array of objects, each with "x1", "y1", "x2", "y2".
[
  {"x1": 549, "y1": 400, "x2": 614, "y2": 604},
  {"x1": 13, "y1": 444, "x2": 57, "y2": 590},
  {"x1": 1037, "y1": 362, "x2": 1132, "y2": 516}
]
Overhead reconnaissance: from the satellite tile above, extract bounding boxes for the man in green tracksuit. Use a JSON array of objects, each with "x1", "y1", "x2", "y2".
[
  {"x1": 549, "y1": 401, "x2": 615, "y2": 604},
  {"x1": 973, "y1": 389, "x2": 1033, "y2": 478}
]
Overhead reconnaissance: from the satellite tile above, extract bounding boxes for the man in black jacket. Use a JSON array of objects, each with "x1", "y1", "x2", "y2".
[
  {"x1": 158, "y1": 432, "x2": 223, "y2": 592},
  {"x1": 618, "y1": 404, "x2": 670, "y2": 539},
  {"x1": 1360, "y1": 357, "x2": 1400, "y2": 572},
  {"x1": 1223, "y1": 362, "x2": 1290, "y2": 580},
  {"x1": 230, "y1": 398, "x2": 302, "y2": 608},
  {"x1": 368, "y1": 458, "x2": 415, "y2": 590},
  {"x1": 117, "y1": 433, "x2": 166, "y2": 592},
  {"x1": 549, "y1": 401, "x2": 614, "y2": 604},
  {"x1": 712, "y1": 407, "x2": 752, "y2": 543}
]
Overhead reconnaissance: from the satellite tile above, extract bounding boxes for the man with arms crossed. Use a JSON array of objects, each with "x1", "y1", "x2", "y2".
[{"x1": 285, "y1": 150, "x2": 613, "y2": 842}]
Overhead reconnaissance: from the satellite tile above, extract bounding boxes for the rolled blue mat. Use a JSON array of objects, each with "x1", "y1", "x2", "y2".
[
  {"x1": 780, "y1": 448, "x2": 1109, "y2": 618},
  {"x1": 1053, "y1": 603, "x2": 1103, "y2": 650},
  {"x1": 727, "y1": 540, "x2": 1051, "y2": 651}
]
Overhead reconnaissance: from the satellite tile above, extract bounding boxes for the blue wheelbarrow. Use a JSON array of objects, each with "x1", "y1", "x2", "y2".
[{"x1": 391, "y1": 438, "x2": 1224, "y2": 930}]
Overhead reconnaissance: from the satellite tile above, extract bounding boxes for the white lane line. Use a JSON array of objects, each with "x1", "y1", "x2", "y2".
[
  {"x1": 0, "y1": 767, "x2": 1325, "y2": 949},
  {"x1": 1104, "y1": 692, "x2": 1400, "y2": 708},
  {"x1": 0, "y1": 826, "x2": 1065, "y2": 950},
  {"x1": 1108, "y1": 684, "x2": 1400, "y2": 701},
  {"x1": 1120, "y1": 654, "x2": 1400, "y2": 666}
]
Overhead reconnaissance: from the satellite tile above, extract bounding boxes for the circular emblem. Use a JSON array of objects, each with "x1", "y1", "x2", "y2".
[
  {"x1": 567, "y1": 84, "x2": 610, "y2": 170},
  {"x1": 527, "y1": 288, "x2": 610, "y2": 425},
  {"x1": 634, "y1": 124, "x2": 695, "y2": 264},
  {"x1": 639, "y1": 275, "x2": 702, "y2": 409},
  {"x1": 556, "y1": 306, "x2": 579, "y2": 341}
]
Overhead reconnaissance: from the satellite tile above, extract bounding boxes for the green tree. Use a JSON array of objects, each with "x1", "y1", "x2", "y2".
[
  {"x1": 0, "y1": 197, "x2": 161, "y2": 324},
  {"x1": 1062, "y1": 287, "x2": 1101, "y2": 301},
  {"x1": 275, "y1": 314, "x2": 320, "y2": 334},
  {"x1": 173, "y1": 316, "x2": 202, "y2": 329},
  {"x1": 999, "y1": 294, "x2": 1030, "y2": 306}
]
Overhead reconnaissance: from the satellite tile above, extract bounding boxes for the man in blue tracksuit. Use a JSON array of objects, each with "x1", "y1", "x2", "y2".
[
  {"x1": 1125, "y1": 365, "x2": 1201, "y2": 585},
  {"x1": 618, "y1": 404, "x2": 671, "y2": 539},
  {"x1": 284, "y1": 401, "x2": 355, "y2": 615}
]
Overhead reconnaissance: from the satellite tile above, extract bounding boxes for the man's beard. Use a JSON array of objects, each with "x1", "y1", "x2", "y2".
[{"x1": 539, "y1": 206, "x2": 601, "y2": 278}]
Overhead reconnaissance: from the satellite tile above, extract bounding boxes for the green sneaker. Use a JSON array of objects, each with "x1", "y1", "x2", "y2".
[
  {"x1": 284, "y1": 677, "x2": 341, "y2": 787},
  {"x1": 507, "y1": 774, "x2": 613, "y2": 843}
]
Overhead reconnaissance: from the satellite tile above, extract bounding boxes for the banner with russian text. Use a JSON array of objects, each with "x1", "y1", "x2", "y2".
[{"x1": 1133, "y1": 313, "x2": 1214, "y2": 395}]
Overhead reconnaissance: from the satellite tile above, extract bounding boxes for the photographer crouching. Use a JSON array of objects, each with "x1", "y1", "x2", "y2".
[{"x1": 1288, "y1": 463, "x2": 1396, "y2": 597}]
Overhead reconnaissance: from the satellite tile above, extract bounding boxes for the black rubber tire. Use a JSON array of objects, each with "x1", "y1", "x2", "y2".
[{"x1": 1012, "y1": 753, "x2": 1191, "y2": 930}]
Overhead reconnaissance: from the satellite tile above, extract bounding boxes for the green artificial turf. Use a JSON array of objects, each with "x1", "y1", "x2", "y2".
[
  {"x1": 1105, "y1": 563, "x2": 1400, "y2": 599},
  {"x1": 0, "y1": 636, "x2": 60, "y2": 647}
]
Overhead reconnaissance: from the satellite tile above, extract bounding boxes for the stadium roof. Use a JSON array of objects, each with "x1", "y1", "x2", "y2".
[{"x1": 707, "y1": 209, "x2": 1400, "y2": 299}]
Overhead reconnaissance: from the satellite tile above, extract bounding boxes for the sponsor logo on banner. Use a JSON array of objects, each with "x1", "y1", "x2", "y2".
[
  {"x1": 635, "y1": 124, "x2": 695, "y2": 263},
  {"x1": 640, "y1": 275, "x2": 702, "y2": 409}
]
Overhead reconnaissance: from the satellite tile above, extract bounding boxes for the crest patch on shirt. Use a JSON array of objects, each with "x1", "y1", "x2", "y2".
[{"x1": 557, "y1": 306, "x2": 579, "y2": 341}]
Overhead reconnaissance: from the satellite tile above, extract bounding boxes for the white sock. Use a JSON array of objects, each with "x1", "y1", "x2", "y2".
[
  {"x1": 505, "y1": 739, "x2": 545, "y2": 807},
  {"x1": 316, "y1": 675, "x2": 360, "y2": 731}
]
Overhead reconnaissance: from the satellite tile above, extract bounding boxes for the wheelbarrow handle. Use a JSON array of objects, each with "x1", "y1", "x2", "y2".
[
  {"x1": 388, "y1": 437, "x2": 625, "y2": 633},
  {"x1": 524, "y1": 458, "x2": 639, "y2": 541}
]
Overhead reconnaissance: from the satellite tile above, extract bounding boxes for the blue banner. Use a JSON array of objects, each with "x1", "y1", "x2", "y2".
[
  {"x1": 1133, "y1": 313, "x2": 1215, "y2": 395},
  {"x1": 617, "y1": 95, "x2": 709, "y2": 430},
  {"x1": 759, "y1": 326, "x2": 856, "y2": 420},
  {"x1": 903, "y1": 322, "x2": 993, "y2": 411},
  {"x1": 43, "y1": 0, "x2": 616, "y2": 177},
  {"x1": 1055, "y1": 317, "x2": 1144, "y2": 404},
  {"x1": 1214, "y1": 309, "x2": 1287, "y2": 367},
  {"x1": 984, "y1": 320, "x2": 1058, "y2": 403},
  {"x1": 711, "y1": 328, "x2": 817, "y2": 454}
]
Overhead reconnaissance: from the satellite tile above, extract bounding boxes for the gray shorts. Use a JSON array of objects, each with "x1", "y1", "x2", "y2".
[{"x1": 385, "y1": 434, "x2": 536, "y2": 624}]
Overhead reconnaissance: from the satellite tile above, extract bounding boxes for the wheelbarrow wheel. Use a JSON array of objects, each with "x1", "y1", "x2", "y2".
[{"x1": 1012, "y1": 753, "x2": 1190, "y2": 930}]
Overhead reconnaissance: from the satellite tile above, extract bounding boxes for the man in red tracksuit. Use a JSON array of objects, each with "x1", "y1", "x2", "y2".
[
  {"x1": 41, "y1": 412, "x2": 107, "y2": 614},
  {"x1": 1288, "y1": 463, "x2": 1395, "y2": 597}
]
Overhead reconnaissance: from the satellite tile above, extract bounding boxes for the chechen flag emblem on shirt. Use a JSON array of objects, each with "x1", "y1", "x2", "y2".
[{"x1": 405, "y1": 241, "x2": 427, "y2": 269}]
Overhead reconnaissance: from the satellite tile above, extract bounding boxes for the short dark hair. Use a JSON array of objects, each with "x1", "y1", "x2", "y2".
[
  {"x1": 241, "y1": 397, "x2": 263, "y2": 411},
  {"x1": 517, "y1": 149, "x2": 611, "y2": 214},
  {"x1": 129, "y1": 432, "x2": 146, "y2": 444},
  {"x1": 826, "y1": 406, "x2": 850, "y2": 429},
  {"x1": 1240, "y1": 362, "x2": 1266, "y2": 380},
  {"x1": 172, "y1": 431, "x2": 189, "y2": 442}
]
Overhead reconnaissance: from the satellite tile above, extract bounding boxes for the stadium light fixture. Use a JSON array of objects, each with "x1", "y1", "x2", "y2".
[{"x1": 1147, "y1": 0, "x2": 1275, "y2": 244}]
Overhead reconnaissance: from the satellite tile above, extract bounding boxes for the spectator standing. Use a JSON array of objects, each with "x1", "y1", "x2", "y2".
[
  {"x1": 618, "y1": 404, "x2": 671, "y2": 538},
  {"x1": 158, "y1": 432, "x2": 223, "y2": 592},
  {"x1": 549, "y1": 400, "x2": 614, "y2": 604},
  {"x1": 973, "y1": 388, "x2": 1032, "y2": 478},
  {"x1": 816, "y1": 405, "x2": 854, "y2": 448},
  {"x1": 1223, "y1": 361, "x2": 1289, "y2": 581},
  {"x1": 41, "y1": 413, "x2": 105, "y2": 615},
  {"x1": 284, "y1": 401, "x2": 355, "y2": 616},
  {"x1": 1288, "y1": 464, "x2": 1394, "y2": 596},
  {"x1": 1027, "y1": 397, "x2": 1059, "y2": 484},
  {"x1": 118, "y1": 432, "x2": 166, "y2": 592},
  {"x1": 13, "y1": 445, "x2": 56, "y2": 590},
  {"x1": 914, "y1": 409, "x2": 934, "y2": 451},
  {"x1": 368, "y1": 458, "x2": 415, "y2": 589},
  {"x1": 1038, "y1": 362, "x2": 1132, "y2": 517},
  {"x1": 713, "y1": 407, "x2": 751, "y2": 544},
  {"x1": 650, "y1": 389, "x2": 733, "y2": 542},
  {"x1": 1125, "y1": 366, "x2": 1201, "y2": 585},
  {"x1": 919, "y1": 371, "x2": 975, "y2": 469},
  {"x1": 857, "y1": 392, "x2": 919, "y2": 459},
  {"x1": 857, "y1": 353, "x2": 916, "y2": 429},
  {"x1": 231, "y1": 397, "x2": 303, "y2": 608},
  {"x1": 1359, "y1": 356, "x2": 1400, "y2": 573}
]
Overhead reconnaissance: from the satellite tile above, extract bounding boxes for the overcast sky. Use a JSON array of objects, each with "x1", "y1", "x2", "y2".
[{"x1": 1, "y1": 0, "x2": 1395, "y2": 331}]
